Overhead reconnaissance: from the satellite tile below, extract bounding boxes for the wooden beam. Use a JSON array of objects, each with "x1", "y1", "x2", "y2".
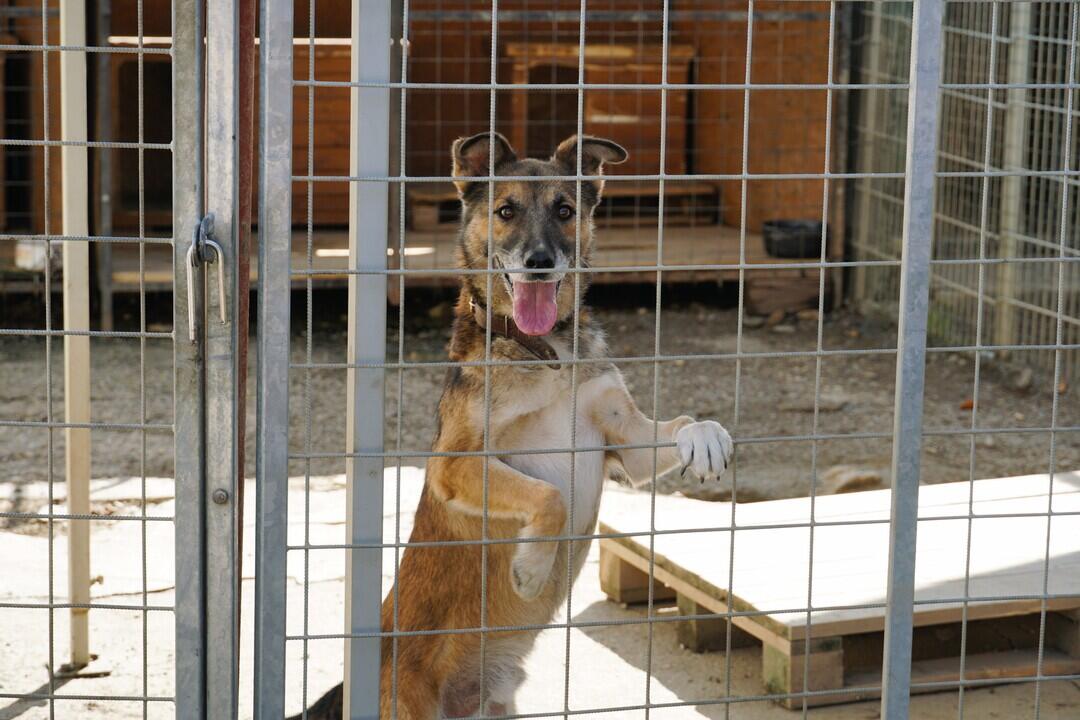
[
  {"x1": 599, "y1": 542, "x2": 676, "y2": 605},
  {"x1": 675, "y1": 592, "x2": 756, "y2": 653},
  {"x1": 762, "y1": 636, "x2": 845, "y2": 708}
]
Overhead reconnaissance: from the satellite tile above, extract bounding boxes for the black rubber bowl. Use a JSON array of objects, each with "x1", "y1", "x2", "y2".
[{"x1": 762, "y1": 220, "x2": 828, "y2": 259}]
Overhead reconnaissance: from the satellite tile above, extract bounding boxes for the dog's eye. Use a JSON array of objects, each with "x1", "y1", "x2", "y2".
[
  {"x1": 497, "y1": 205, "x2": 515, "y2": 221},
  {"x1": 557, "y1": 204, "x2": 575, "y2": 220}
]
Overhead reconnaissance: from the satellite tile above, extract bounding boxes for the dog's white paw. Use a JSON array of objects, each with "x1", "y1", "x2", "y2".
[
  {"x1": 511, "y1": 540, "x2": 557, "y2": 600},
  {"x1": 676, "y1": 420, "x2": 733, "y2": 483}
]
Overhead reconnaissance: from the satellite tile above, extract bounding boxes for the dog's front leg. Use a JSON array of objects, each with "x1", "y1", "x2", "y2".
[
  {"x1": 589, "y1": 372, "x2": 733, "y2": 485},
  {"x1": 428, "y1": 454, "x2": 567, "y2": 599}
]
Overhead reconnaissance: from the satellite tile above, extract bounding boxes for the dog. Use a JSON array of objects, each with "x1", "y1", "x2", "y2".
[{"x1": 292, "y1": 132, "x2": 733, "y2": 719}]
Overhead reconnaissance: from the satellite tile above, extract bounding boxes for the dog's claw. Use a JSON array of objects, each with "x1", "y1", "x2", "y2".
[{"x1": 675, "y1": 420, "x2": 734, "y2": 483}]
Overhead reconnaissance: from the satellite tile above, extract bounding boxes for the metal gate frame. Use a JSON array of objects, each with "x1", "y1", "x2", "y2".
[
  {"x1": 174, "y1": 0, "x2": 244, "y2": 715},
  {"x1": 172, "y1": 0, "x2": 206, "y2": 716},
  {"x1": 880, "y1": 2, "x2": 943, "y2": 716},
  {"x1": 253, "y1": 0, "x2": 397, "y2": 717},
  {"x1": 247, "y1": 1, "x2": 1070, "y2": 719}
]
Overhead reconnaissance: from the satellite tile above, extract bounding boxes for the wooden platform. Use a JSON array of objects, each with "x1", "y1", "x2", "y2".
[
  {"x1": 101, "y1": 223, "x2": 823, "y2": 307},
  {"x1": 598, "y1": 472, "x2": 1080, "y2": 707}
]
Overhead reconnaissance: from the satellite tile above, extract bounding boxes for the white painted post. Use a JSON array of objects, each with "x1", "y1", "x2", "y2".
[
  {"x1": 59, "y1": 0, "x2": 91, "y2": 671},
  {"x1": 343, "y1": 0, "x2": 391, "y2": 717}
]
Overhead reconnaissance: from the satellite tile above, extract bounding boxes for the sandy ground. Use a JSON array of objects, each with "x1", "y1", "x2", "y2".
[{"x1": 3, "y1": 470, "x2": 1079, "y2": 720}]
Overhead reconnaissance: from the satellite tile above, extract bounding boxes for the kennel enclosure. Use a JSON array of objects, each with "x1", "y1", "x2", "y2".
[{"x1": 1, "y1": 1, "x2": 1078, "y2": 719}]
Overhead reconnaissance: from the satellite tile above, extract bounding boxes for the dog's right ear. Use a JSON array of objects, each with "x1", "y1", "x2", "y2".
[{"x1": 452, "y1": 132, "x2": 517, "y2": 196}]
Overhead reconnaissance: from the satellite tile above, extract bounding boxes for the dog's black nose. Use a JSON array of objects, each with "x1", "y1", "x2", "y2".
[{"x1": 524, "y1": 249, "x2": 555, "y2": 270}]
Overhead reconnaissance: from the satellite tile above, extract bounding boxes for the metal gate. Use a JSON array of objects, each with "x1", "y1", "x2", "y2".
[
  {"x1": 248, "y1": 0, "x2": 1080, "y2": 718},
  {"x1": 247, "y1": 0, "x2": 1055, "y2": 719},
  {"x1": 0, "y1": 0, "x2": 246, "y2": 715}
]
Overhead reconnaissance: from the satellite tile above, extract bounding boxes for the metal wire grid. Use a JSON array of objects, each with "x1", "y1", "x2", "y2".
[
  {"x1": 250, "y1": 1, "x2": 1080, "y2": 719},
  {"x1": 851, "y1": 1, "x2": 1080, "y2": 381},
  {"x1": 0, "y1": 0, "x2": 179, "y2": 716}
]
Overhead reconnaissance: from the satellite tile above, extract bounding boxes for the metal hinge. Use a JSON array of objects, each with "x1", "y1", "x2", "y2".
[{"x1": 186, "y1": 213, "x2": 227, "y2": 343}]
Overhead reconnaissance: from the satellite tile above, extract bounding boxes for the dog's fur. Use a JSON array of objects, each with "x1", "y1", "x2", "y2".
[{"x1": 292, "y1": 133, "x2": 732, "y2": 719}]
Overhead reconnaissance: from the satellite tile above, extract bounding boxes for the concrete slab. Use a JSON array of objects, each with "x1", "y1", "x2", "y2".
[{"x1": 2, "y1": 470, "x2": 1079, "y2": 719}]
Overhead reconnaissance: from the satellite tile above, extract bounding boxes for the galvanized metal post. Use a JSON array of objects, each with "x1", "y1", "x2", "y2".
[
  {"x1": 880, "y1": 1, "x2": 944, "y2": 718},
  {"x1": 343, "y1": 0, "x2": 392, "y2": 717},
  {"x1": 253, "y1": 0, "x2": 294, "y2": 714},
  {"x1": 172, "y1": 0, "x2": 206, "y2": 715},
  {"x1": 205, "y1": 0, "x2": 242, "y2": 715}
]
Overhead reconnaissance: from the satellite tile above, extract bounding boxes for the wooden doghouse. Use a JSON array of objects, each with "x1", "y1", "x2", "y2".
[{"x1": 504, "y1": 41, "x2": 694, "y2": 176}]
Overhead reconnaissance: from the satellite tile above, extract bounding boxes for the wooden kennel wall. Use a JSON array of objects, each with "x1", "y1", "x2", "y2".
[
  {"x1": 3, "y1": 0, "x2": 840, "y2": 311},
  {"x1": 3, "y1": 0, "x2": 834, "y2": 230}
]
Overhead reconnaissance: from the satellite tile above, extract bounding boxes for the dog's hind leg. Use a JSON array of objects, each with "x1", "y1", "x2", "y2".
[
  {"x1": 440, "y1": 661, "x2": 524, "y2": 719},
  {"x1": 427, "y1": 454, "x2": 567, "y2": 600},
  {"x1": 484, "y1": 663, "x2": 524, "y2": 719},
  {"x1": 381, "y1": 665, "x2": 441, "y2": 720}
]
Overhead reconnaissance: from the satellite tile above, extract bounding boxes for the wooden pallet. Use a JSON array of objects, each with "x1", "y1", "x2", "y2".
[
  {"x1": 597, "y1": 472, "x2": 1080, "y2": 708},
  {"x1": 407, "y1": 181, "x2": 720, "y2": 231}
]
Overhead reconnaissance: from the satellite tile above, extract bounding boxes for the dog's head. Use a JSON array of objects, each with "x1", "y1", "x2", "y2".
[{"x1": 452, "y1": 131, "x2": 628, "y2": 336}]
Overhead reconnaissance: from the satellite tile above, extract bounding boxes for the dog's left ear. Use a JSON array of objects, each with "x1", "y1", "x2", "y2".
[
  {"x1": 554, "y1": 135, "x2": 628, "y2": 199},
  {"x1": 554, "y1": 135, "x2": 628, "y2": 173}
]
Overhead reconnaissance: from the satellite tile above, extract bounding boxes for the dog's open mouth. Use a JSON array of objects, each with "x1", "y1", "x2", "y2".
[
  {"x1": 495, "y1": 261, "x2": 560, "y2": 336},
  {"x1": 510, "y1": 278, "x2": 559, "y2": 336}
]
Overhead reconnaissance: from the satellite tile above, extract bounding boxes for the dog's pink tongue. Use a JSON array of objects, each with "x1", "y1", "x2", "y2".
[{"x1": 512, "y1": 281, "x2": 559, "y2": 336}]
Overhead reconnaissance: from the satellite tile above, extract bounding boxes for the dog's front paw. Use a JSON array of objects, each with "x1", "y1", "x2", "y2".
[
  {"x1": 511, "y1": 540, "x2": 557, "y2": 600},
  {"x1": 676, "y1": 420, "x2": 733, "y2": 482}
]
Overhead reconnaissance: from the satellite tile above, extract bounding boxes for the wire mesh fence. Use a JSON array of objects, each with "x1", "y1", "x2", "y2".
[
  {"x1": 0, "y1": 0, "x2": 189, "y2": 717},
  {"x1": 850, "y1": 0, "x2": 1080, "y2": 381},
  {"x1": 1, "y1": 1, "x2": 1079, "y2": 719}
]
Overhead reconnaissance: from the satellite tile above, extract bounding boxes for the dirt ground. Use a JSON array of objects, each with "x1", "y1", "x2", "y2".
[{"x1": 2, "y1": 290, "x2": 1078, "y2": 522}]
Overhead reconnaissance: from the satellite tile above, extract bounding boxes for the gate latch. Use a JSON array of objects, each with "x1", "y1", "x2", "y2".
[{"x1": 186, "y1": 213, "x2": 228, "y2": 343}]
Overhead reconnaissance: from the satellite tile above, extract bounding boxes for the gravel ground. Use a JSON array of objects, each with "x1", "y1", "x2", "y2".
[{"x1": 2, "y1": 293, "x2": 1078, "y2": 526}]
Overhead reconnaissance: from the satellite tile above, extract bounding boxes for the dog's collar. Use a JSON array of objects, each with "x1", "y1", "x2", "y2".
[{"x1": 469, "y1": 298, "x2": 561, "y2": 370}]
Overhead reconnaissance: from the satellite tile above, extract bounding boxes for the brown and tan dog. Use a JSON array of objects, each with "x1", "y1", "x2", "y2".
[{"x1": 293, "y1": 132, "x2": 732, "y2": 719}]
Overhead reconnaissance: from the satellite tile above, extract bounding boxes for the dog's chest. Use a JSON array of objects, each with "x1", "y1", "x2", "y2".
[{"x1": 499, "y1": 387, "x2": 605, "y2": 535}]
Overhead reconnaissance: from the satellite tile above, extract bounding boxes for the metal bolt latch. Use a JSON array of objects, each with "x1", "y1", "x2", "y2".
[
  {"x1": 186, "y1": 213, "x2": 228, "y2": 343},
  {"x1": 211, "y1": 488, "x2": 229, "y2": 505}
]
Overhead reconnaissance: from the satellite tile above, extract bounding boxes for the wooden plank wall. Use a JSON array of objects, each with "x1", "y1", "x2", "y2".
[
  {"x1": 9, "y1": 0, "x2": 64, "y2": 237},
  {"x1": 24, "y1": 0, "x2": 833, "y2": 236},
  {"x1": 673, "y1": 1, "x2": 832, "y2": 233}
]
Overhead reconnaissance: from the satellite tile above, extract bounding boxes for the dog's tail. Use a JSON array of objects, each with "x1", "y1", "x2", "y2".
[{"x1": 286, "y1": 682, "x2": 342, "y2": 720}]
